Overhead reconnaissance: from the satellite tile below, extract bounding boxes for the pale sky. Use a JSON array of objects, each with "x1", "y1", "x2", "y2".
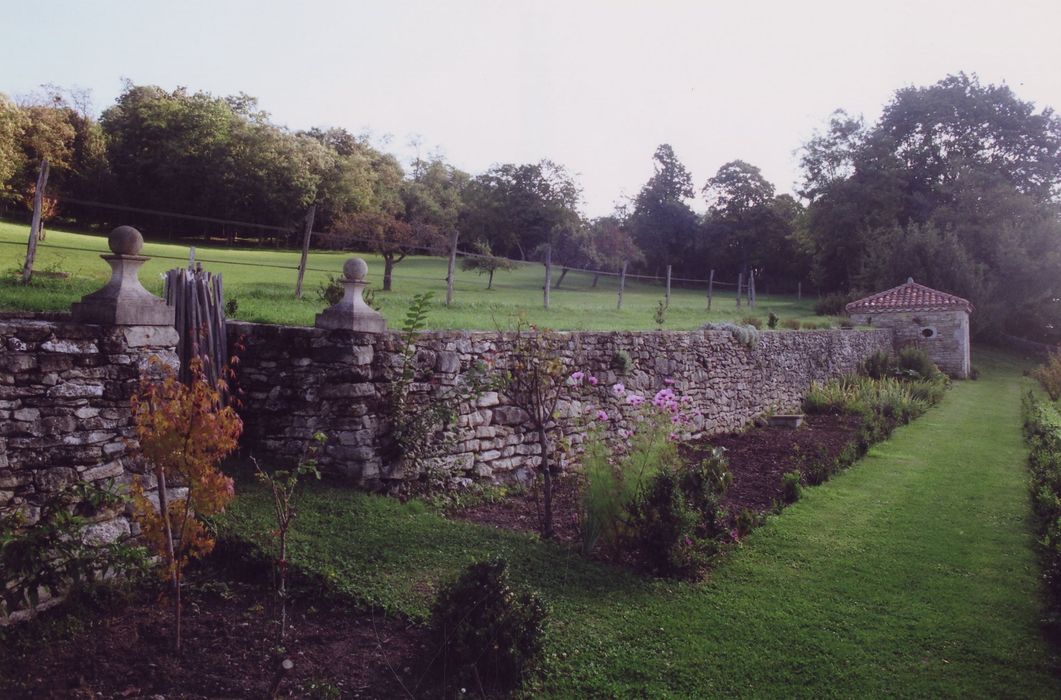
[{"x1": 3, "y1": 0, "x2": 1060, "y2": 216}]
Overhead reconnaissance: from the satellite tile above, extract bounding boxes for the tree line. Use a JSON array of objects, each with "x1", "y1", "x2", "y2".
[{"x1": 2, "y1": 75, "x2": 1060, "y2": 339}]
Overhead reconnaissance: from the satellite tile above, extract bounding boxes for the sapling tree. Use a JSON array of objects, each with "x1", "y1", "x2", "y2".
[
  {"x1": 496, "y1": 322, "x2": 568, "y2": 539},
  {"x1": 130, "y1": 357, "x2": 242, "y2": 652},
  {"x1": 252, "y1": 432, "x2": 324, "y2": 642}
]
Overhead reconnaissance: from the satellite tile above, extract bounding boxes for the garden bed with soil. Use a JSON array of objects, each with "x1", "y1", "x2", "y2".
[
  {"x1": 0, "y1": 565, "x2": 429, "y2": 699},
  {"x1": 447, "y1": 413, "x2": 862, "y2": 541}
]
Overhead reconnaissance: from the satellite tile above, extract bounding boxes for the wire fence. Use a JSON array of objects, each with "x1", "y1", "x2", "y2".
[{"x1": 2, "y1": 191, "x2": 812, "y2": 310}]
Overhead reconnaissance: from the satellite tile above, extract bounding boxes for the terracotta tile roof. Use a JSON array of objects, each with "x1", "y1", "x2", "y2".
[{"x1": 845, "y1": 278, "x2": 973, "y2": 314}]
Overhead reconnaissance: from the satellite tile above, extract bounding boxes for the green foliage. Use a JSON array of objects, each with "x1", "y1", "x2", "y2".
[
  {"x1": 896, "y1": 346, "x2": 943, "y2": 381},
  {"x1": 654, "y1": 298, "x2": 667, "y2": 327},
  {"x1": 735, "y1": 507, "x2": 760, "y2": 538},
  {"x1": 781, "y1": 471, "x2": 803, "y2": 503},
  {"x1": 781, "y1": 318, "x2": 801, "y2": 330},
  {"x1": 623, "y1": 449, "x2": 731, "y2": 579},
  {"x1": 316, "y1": 273, "x2": 344, "y2": 306},
  {"x1": 223, "y1": 296, "x2": 239, "y2": 317},
  {"x1": 741, "y1": 315, "x2": 763, "y2": 329},
  {"x1": 459, "y1": 241, "x2": 517, "y2": 289},
  {"x1": 429, "y1": 559, "x2": 547, "y2": 694},
  {"x1": 580, "y1": 413, "x2": 681, "y2": 555},
  {"x1": 0, "y1": 482, "x2": 147, "y2": 621},
  {"x1": 1021, "y1": 392, "x2": 1061, "y2": 633},
  {"x1": 861, "y1": 350, "x2": 894, "y2": 379},
  {"x1": 1031, "y1": 352, "x2": 1061, "y2": 401},
  {"x1": 767, "y1": 311, "x2": 779, "y2": 329},
  {"x1": 814, "y1": 293, "x2": 853, "y2": 316},
  {"x1": 611, "y1": 349, "x2": 633, "y2": 375},
  {"x1": 252, "y1": 432, "x2": 324, "y2": 641}
]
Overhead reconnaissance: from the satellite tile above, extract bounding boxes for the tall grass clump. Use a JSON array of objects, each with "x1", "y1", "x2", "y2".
[{"x1": 579, "y1": 407, "x2": 678, "y2": 555}]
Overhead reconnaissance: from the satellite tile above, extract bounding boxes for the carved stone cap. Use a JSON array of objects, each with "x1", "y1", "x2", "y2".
[
  {"x1": 71, "y1": 226, "x2": 175, "y2": 326},
  {"x1": 315, "y1": 257, "x2": 386, "y2": 332}
]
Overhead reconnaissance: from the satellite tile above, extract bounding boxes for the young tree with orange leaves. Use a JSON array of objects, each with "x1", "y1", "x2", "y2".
[{"x1": 130, "y1": 358, "x2": 242, "y2": 652}]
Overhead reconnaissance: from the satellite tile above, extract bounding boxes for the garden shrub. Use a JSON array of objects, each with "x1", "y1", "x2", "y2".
[
  {"x1": 735, "y1": 507, "x2": 759, "y2": 538},
  {"x1": 781, "y1": 471, "x2": 802, "y2": 503},
  {"x1": 429, "y1": 559, "x2": 547, "y2": 693},
  {"x1": 896, "y1": 346, "x2": 942, "y2": 381},
  {"x1": 861, "y1": 350, "x2": 895, "y2": 380},
  {"x1": 781, "y1": 319, "x2": 801, "y2": 330},
  {"x1": 741, "y1": 316, "x2": 763, "y2": 330},
  {"x1": 767, "y1": 312, "x2": 779, "y2": 329},
  {"x1": 623, "y1": 450, "x2": 731, "y2": 579},
  {"x1": 814, "y1": 292, "x2": 854, "y2": 316},
  {"x1": 1032, "y1": 351, "x2": 1061, "y2": 400}
]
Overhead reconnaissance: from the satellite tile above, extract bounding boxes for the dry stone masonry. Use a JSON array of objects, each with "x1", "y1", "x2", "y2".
[
  {"x1": 0, "y1": 316, "x2": 178, "y2": 532},
  {"x1": 229, "y1": 322, "x2": 892, "y2": 489}
]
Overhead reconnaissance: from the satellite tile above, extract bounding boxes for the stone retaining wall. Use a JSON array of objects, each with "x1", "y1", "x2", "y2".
[
  {"x1": 229, "y1": 322, "x2": 892, "y2": 488},
  {"x1": 0, "y1": 315, "x2": 178, "y2": 614}
]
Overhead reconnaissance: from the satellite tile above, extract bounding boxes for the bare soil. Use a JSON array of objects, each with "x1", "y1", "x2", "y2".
[
  {"x1": 0, "y1": 566, "x2": 432, "y2": 699},
  {"x1": 448, "y1": 414, "x2": 862, "y2": 539}
]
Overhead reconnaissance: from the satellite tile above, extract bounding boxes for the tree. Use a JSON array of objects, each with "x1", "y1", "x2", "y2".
[
  {"x1": 798, "y1": 73, "x2": 1061, "y2": 336},
  {"x1": 585, "y1": 217, "x2": 644, "y2": 286},
  {"x1": 629, "y1": 145, "x2": 700, "y2": 274},
  {"x1": 460, "y1": 241, "x2": 516, "y2": 289},
  {"x1": 0, "y1": 93, "x2": 26, "y2": 195},
  {"x1": 701, "y1": 161, "x2": 807, "y2": 289},
  {"x1": 460, "y1": 160, "x2": 582, "y2": 260},
  {"x1": 130, "y1": 359, "x2": 241, "y2": 652}
]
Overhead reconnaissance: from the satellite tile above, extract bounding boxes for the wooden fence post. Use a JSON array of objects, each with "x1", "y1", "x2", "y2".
[
  {"x1": 797, "y1": 281, "x2": 802, "y2": 300},
  {"x1": 543, "y1": 244, "x2": 552, "y2": 310},
  {"x1": 21, "y1": 159, "x2": 50, "y2": 284},
  {"x1": 446, "y1": 230, "x2": 459, "y2": 306},
  {"x1": 736, "y1": 272, "x2": 743, "y2": 308},
  {"x1": 748, "y1": 270, "x2": 756, "y2": 308},
  {"x1": 294, "y1": 204, "x2": 317, "y2": 299},
  {"x1": 665, "y1": 264, "x2": 672, "y2": 307},
  {"x1": 617, "y1": 261, "x2": 628, "y2": 310},
  {"x1": 707, "y1": 269, "x2": 714, "y2": 311}
]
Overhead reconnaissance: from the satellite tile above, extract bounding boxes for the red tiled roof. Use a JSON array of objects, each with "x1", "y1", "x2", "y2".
[{"x1": 845, "y1": 278, "x2": 973, "y2": 314}]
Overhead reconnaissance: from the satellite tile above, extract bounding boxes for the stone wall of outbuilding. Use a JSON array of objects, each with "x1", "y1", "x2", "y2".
[
  {"x1": 849, "y1": 309, "x2": 970, "y2": 378},
  {"x1": 228, "y1": 322, "x2": 893, "y2": 489}
]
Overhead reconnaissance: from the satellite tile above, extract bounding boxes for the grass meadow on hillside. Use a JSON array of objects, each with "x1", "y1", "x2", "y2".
[{"x1": 0, "y1": 220, "x2": 828, "y2": 330}]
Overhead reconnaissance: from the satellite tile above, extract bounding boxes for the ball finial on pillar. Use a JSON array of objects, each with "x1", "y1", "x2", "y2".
[
  {"x1": 71, "y1": 226, "x2": 175, "y2": 326},
  {"x1": 315, "y1": 257, "x2": 387, "y2": 332}
]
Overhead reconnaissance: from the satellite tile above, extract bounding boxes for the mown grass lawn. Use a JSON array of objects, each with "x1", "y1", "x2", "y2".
[
  {"x1": 0, "y1": 220, "x2": 828, "y2": 330},
  {"x1": 221, "y1": 350, "x2": 1059, "y2": 697}
]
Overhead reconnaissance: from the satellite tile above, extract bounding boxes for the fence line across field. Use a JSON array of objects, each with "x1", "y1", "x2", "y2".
[{"x1": 7, "y1": 192, "x2": 805, "y2": 310}]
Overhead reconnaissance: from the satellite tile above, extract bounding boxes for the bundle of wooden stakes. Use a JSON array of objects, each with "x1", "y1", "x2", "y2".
[{"x1": 164, "y1": 264, "x2": 228, "y2": 395}]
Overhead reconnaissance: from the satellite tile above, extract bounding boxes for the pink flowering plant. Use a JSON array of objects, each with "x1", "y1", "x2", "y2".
[{"x1": 572, "y1": 374, "x2": 706, "y2": 556}]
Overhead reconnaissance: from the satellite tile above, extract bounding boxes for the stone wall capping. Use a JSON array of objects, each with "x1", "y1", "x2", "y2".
[{"x1": 314, "y1": 257, "x2": 387, "y2": 333}]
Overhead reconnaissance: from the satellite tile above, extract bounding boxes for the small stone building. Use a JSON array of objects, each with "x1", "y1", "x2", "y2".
[{"x1": 846, "y1": 278, "x2": 972, "y2": 378}]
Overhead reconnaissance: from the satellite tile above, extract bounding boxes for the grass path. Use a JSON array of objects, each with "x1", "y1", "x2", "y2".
[{"x1": 224, "y1": 352, "x2": 1059, "y2": 697}]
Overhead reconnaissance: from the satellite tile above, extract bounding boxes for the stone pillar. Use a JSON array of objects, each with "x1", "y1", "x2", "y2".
[
  {"x1": 315, "y1": 257, "x2": 387, "y2": 332},
  {"x1": 71, "y1": 226, "x2": 175, "y2": 327}
]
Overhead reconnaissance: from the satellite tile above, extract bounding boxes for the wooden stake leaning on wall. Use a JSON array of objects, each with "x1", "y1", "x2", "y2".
[
  {"x1": 446, "y1": 229, "x2": 459, "y2": 306},
  {"x1": 294, "y1": 204, "x2": 316, "y2": 300},
  {"x1": 707, "y1": 269, "x2": 714, "y2": 311},
  {"x1": 665, "y1": 264, "x2": 672, "y2": 307},
  {"x1": 617, "y1": 261, "x2": 628, "y2": 310},
  {"x1": 543, "y1": 244, "x2": 552, "y2": 310},
  {"x1": 736, "y1": 272, "x2": 743, "y2": 308},
  {"x1": 21, "y1": 159, "x2": 50, "y2": 284}
]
